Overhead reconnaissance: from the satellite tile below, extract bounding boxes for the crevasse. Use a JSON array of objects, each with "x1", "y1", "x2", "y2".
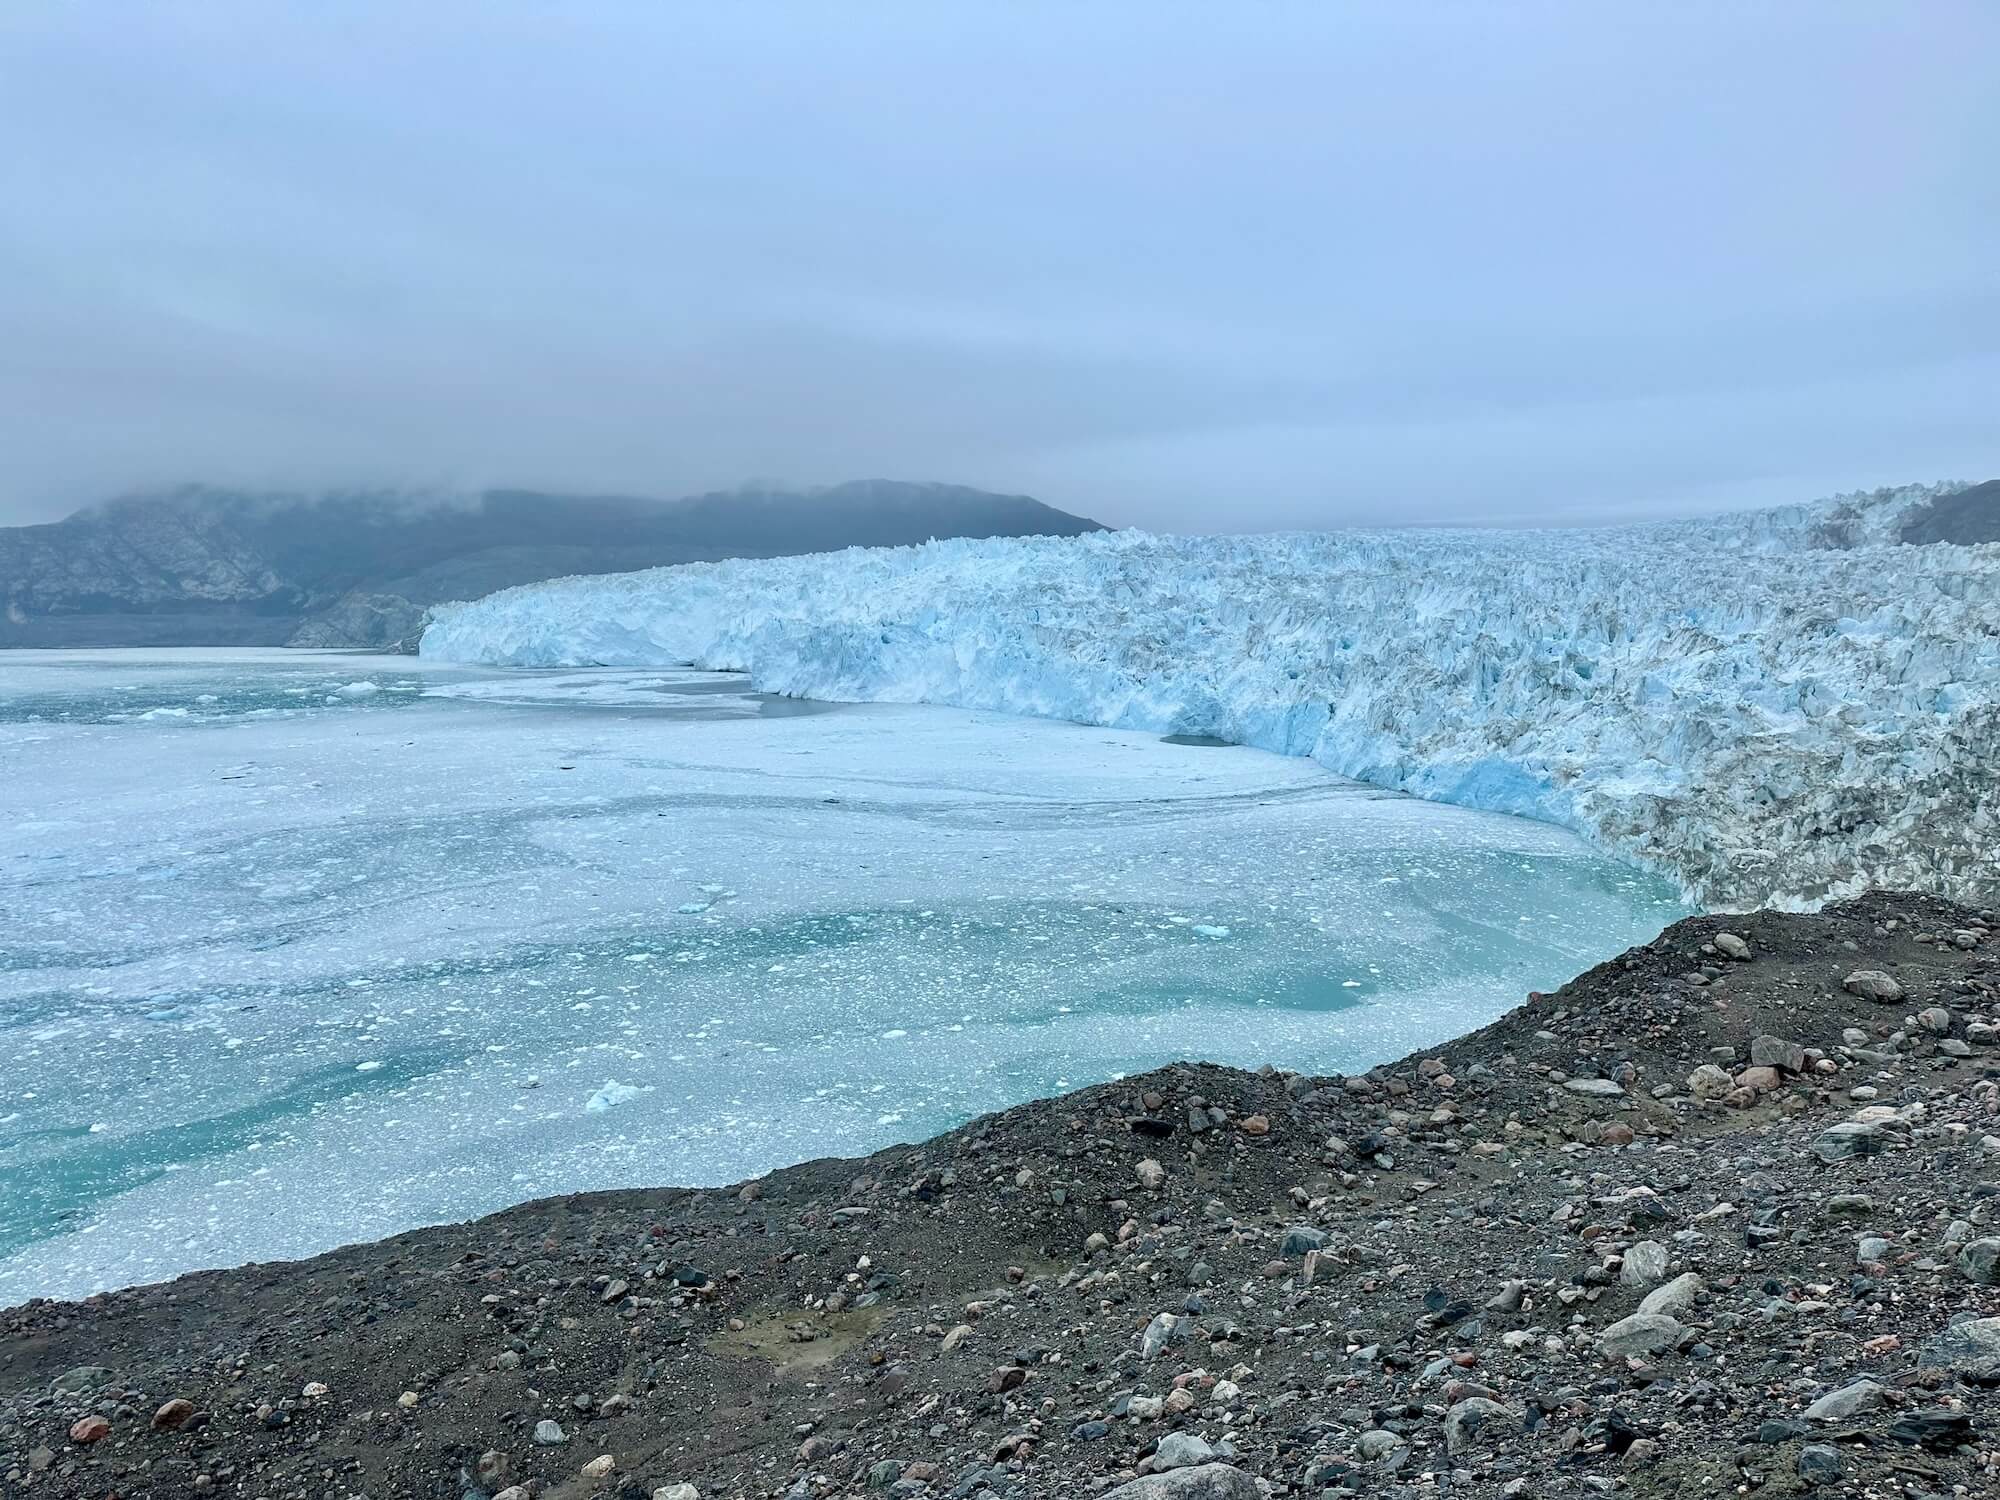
[{"x1": 421, "y1": 483, "x2": 2000, "y2": 909}]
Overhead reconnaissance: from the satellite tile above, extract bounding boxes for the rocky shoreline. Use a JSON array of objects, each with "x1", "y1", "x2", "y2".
[{"x1": 4, "y1": 891, "x2": 1998, "y2": 1499}]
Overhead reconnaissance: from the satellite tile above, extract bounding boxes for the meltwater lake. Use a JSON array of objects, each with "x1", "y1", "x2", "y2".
[{"x1": 0, "y1": 649, "x2": 1686, "y2": 1299}]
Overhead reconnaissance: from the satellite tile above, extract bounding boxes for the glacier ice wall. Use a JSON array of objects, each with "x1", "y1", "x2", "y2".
[{"x1": 422, "y1": 484, "x2": 2000, "y2": 909}]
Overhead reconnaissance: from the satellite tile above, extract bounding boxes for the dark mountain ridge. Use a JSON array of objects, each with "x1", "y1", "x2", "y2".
[
  {"x1": 0, "y1": 480, "x2": 1105, "y2": 649},
  {"x1": 1900, "y1": 478, "x2": 2000, "y2": 546}
]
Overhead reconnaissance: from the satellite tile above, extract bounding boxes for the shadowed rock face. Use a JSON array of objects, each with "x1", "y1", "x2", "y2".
[
  {"x1": 0, "y1": 481, "x2": 1105, "y2": 649},
  {"x1": 1900, "y1": 479, "x2": 2000, "y2": 546}
]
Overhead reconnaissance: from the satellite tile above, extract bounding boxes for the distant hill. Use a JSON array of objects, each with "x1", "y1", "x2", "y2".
[
  {"x1": 1899, "y1": 479, "x2": 2000, "y2": 546},
  {"x1": 0, "y1": 481, "x2": 1105, "y2": 649}
]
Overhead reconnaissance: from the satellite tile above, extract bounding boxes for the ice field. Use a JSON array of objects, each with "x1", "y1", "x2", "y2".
[
  {"x1": 427, "y1": 482, "x2": 2000, "y2": 908},
  {"x1": 0, "y1": 650, "x2": 1684, "y2": 1299}
]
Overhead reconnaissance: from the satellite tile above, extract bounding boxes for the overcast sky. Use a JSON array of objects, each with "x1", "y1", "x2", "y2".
[{"x1": 1, "y1": 4, "x2": 1995, "y2": 531}]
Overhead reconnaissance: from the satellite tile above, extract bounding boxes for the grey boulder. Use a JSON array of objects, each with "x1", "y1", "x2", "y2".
[
  {"x1": 1638, "y1": 1272, "x2": 1703, "y2": 1319},
  {"x1": 1803, "y1": 1378, "x2": 1886, "y2": 1421},
  {"x1": 1619, "y1": 1240, "x2": 1670, "y2": 1288},
  {"x1": 1102, "y1": 1464, "x2": 1263, "y2": 1500},
  {"x1": 1598, "y1": 1312, "x2": 1687, "y2": 1359},
  {"x1": 1919, "y1": 1318, "x2": 2000, "y2": 1383},
  {"x1": 1843, "y1": 969, "x2": 1903, "y2": 1002},
  {"x1": 1152, "y1": 1432, "x2": 1220, "y2": 1471},
  {"x1": 1812, "y1": 1121, "x2": 1904, "y2": 1163},
  {"x1": 1444, "y1": 1397, "x2": 1518, "y2": 1455},
  {"x1": 1957, "y1": 1237, "x2": 2000, "y2": 1285}
]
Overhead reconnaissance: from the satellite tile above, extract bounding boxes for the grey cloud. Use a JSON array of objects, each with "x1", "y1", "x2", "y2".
[{"x1": 1, "y1": 3, "x2": 1994, "y2": 529}]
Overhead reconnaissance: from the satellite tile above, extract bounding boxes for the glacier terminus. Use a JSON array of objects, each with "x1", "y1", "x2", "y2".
[{"x1": 425, "y1": 483, "x2": 2000, "y2": 910}]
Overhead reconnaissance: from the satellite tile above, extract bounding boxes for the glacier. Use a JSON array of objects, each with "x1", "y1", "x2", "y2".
[{"x1": 423, "y1": 484, "x2": 2000, "y2": 908}]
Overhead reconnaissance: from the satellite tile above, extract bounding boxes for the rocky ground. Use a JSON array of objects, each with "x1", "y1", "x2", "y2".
[{"x1": 4, "y1": 891, "x2": 1999, "y2": 1500}]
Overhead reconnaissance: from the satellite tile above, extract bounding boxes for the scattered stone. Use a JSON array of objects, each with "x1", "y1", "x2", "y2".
[
  {"x1": 1812, "y1": 1120, "x2": 1903, "y2": 1162},
  {"x1": 1597, "y1": 1312, "x2": 1687, "y2": 1359},
  {"x1": 1749, "y1": 1034, "x2": 1807, "y2": 1072},
  {"x1": 151, "y1": 1398, "x2": 195, "y2": 1431},
  {"x1": 1919, "y1": 1317, "x2": 2000, "y2": 1382},
  {"x1": 1957, "y1": 1237, "x2": 2000, "y2": 1285},
  {"x1": 1843, "y1": 969, "x2": 1903, "y2": 1002},
  {"x1": 1279, "y1": 1224, "x2": 1326, "y2": 1256},
  {"x1": 1619, "y1": 1240, "x2": 1669, "y2": 1288},
  {"x1": 51, "y1": 1366, "x2": 110, "y2": 1395},
  {"x1": 1100, "y1": 1464, "x2": 1262, "y2": 1500},
  {"x1": 1152, "y1": 1431, "x2": 1219, "y2": 1470},
  {"x1": 1687, "y1": 1063, "x2": 1733, "y2": 1099},
  {"x1": 1797, "y1": 1444, "x2": 1845, "y2": 1485},
  {"x1": 1443, "y1": 1396, "x2": 1516, "y2": 1455},
  {"x1": 533, "y1": 1418, "x2": 569, "y2": 1446},
  {"x1": 68, "y1": 1415, "x2": 109, "y2": 1444},
  {"x1": 1564, "y1": 1077, "x2": 1625, "y2": 1097},
  {"x1": 1638, "y1": 1272, "x2": 1702, "y2": 1319},
  {"x1": 1356, "y1": 1429, "x2": 1403, "y2": 1460},
  {"x1": 1803, "y1": 1378, "x2": 1886, "y2": 1421},
  {"x1": 1140, "y1": 1310, "x2": 1185, "y2": 1358}
]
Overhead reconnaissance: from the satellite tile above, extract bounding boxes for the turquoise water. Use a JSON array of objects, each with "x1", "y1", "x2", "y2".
[{"x1": 0, "y1": 650, "x2": 1687, "y2": 1299}]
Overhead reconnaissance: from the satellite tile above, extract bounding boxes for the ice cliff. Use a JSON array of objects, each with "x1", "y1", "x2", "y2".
[{"x1": 422, "y1": 483, "x2": 1999, "y2": 909}]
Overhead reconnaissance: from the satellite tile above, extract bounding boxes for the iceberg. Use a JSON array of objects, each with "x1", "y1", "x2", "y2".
[
  {"x1": 423, "y1": 483, "x2": 2000, "y2": 908},
  {"x1": 585, "y1": 1080, "x2": 647, "y2": 1113}
]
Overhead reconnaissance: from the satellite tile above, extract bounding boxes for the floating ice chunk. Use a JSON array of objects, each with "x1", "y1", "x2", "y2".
[
  {"x1": 331, "y1": 681, "x2": 380, "y2": 699},
  {"x1": 355, "y1": 1060, "x2": 384, "y2": 1072},
  {"x1": 676, "y1": 902, "x2": 711, "y2": 914},
  {"x1": 1192, "y1": 924, "x2": 1231, "y2": 939},
  {"x1": 585, "y1": 1079, "x2": 647, "y2": 1112}
]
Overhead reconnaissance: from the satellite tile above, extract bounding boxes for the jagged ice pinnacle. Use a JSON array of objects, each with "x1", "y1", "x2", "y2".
[{"x1": 423, "y1": 484, "x2": 1999, "y2": 908}]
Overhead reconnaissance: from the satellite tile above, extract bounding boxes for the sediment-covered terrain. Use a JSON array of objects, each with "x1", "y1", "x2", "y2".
[
  {"x1": 422, "y1": 483, "x2": 2000, "y2": 910},
  {"x1": 5, "y1": 892, "x2": 1998, "y2": 1499}
]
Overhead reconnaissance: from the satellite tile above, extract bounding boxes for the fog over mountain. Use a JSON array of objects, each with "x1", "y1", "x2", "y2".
[
  {"x1": 1, "y1": 5, "x2": 1995, "y2": 531},
  {"x1": 0, "y1": 482, "x2": 1103, "y2": 648}
]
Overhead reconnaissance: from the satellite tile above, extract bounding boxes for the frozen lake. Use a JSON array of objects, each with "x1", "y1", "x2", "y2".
[{"x1": 0, "y1": 649, "x2": 1686, "y2": 1299}]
